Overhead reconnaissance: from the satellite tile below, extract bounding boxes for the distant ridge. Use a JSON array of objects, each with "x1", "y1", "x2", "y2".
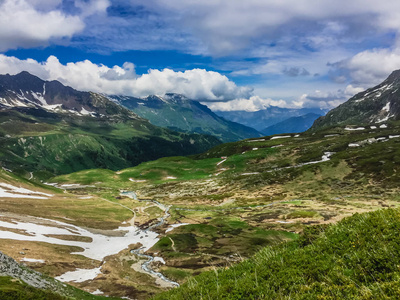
[{"x1": 108, "y1": 93, "x2": 263, "y2": 142}]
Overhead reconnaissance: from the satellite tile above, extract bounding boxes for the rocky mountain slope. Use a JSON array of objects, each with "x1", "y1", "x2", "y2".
[
  {"x1": 261, "y1": 113, "x2": 321, "y2": 135},
  {"x1": 311, "y1": 70, "x2": 400, "y2": 130},
  {"x1": 109, "y1": 93, "x2": 262, "y2": 142},
  {"x1": 0, "y1": 71, "x2": 132, "y2": 119},
  {"x1": 0, "y1": 72, "x2": 220, "y2": 178}
]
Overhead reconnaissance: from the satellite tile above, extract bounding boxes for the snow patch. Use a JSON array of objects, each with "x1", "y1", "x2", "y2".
[
  {"x1": 348, "y1": 143, "x2": 360, "y2": 147},
  {"x1": 345, "y1": 127, "x2": 365, "y2": 131},
  {"x1": 0, "y1": 183, "x2": 53, "y2": 199},
  {"x1": 0, "y1": 215, "x2": 160, "y2": 261},
  {"x1": 20, "y1": 258, "x2": 45, "y2": 263},
  {"x1": 56, "y1": 266, "x2": 102, "y2": 283},
  {"x1": 154, "y1": 257, "x2": 166, "y2": 264},
  {"x1": 80, "y1": 107, "x2": 96, "y2": 116},
  {"x1": 380, "y1": 124, "x2": 387, "y2": 129},
  {"x1": 241, "y1": 172, "x2": 260, "y2": 176},
  {"x1": 271, "y1": 135, "x2": 291, "y2": 140},
  {"x1": 324, "y1": 134, "x2": 339, "y2": 137},
  {"x1": 217, "y1": 158, "x2": 227, "y2": 166},
  {"x1": 165, "y1": 223, "x2": 190, "y2": 233},
  {"x1": 382, "y1": 102, "x2": 390, "y2": 112}
]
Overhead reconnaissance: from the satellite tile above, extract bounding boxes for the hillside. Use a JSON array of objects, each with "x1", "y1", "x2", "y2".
[
  {"x1": 0, "y1": 72, "x2": 220, "y2": 178},
  {"x1": 311, "y1": 69, "x2": 400, "y2": 130},
  {"x1": 43, "y1": 118, "x2": 400, "y2": 298},
  {"x1": 154, "y1": 208, "x2": 400, "y2": 299},
  {"x1": 262, "y1": 113, "x2": 321, "y2": 135},
  {"x1": 109, "y1": 93, "x2": 262, "y2": 142}
]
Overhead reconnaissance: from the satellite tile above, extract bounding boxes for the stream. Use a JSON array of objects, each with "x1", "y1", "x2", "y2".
[{"x1": 120, "y1": 191, "x2": 180, "y2": 287}]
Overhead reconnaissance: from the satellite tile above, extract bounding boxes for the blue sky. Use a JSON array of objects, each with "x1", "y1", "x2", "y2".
[{"x1": 1, "y1": 0, "x2": 400, "y2": 111}]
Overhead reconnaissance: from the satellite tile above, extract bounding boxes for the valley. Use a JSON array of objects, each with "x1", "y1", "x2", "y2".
[{"x1": 1, "y1": 116, "x2": 400, "y2": 299}]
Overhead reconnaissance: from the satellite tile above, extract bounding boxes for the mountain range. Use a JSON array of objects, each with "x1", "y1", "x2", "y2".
[
  {"x1": 215, "y1": 107, "x2": 327, "y2": 132},
  {"x1": 108, "y1": 93, "x2": 262, "y2": 142},
  {"x1": 0, "y1": 72, "x2": 220, "y2": 178},
  {"x1": 261, "y1": 112, "x2": 322, "y2": 135}
]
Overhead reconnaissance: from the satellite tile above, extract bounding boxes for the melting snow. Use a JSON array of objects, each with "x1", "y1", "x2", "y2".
[
  {"x1": 382, "y1": 102, "x2": 390, "y2": 111},
  {"x1": 241, "y1": 172, "x2": 260, "y2": 176},
  {"x1": 370, "y1": 126, "x2": 377, "y2": 129},
  {"x1": 271, "y1": 135, "x2": 291, "y2": 140},
  {"x1": 348, "y1": 143, "x2": 360, "y2": 147},
  {"x1": 380, "y1": 124, "x2": 388, "y2": 129},
  {"x1": 165, "y1": 223, "x2": 189, "y2": 233},
  {"x1": 20, "y1": 258, "x2": 45, "y2": 263},
  {"x1": 0, "y1": 216, "x2": 160, "y2": 261},
  {"x1": 345, "y1": 127, "x2": 365, "y2": 131},
  {"x1": 0, "y1": 183, "x2": 53, "y2": 199},
  {"x1": 389, "y1": 135, "x2": 400, "y2": 139},
  {"x1": 324, "y1": 134, "x2": 339, "y2": 137},
  {"x1": 217, "y1": 159, "x2": 227, "y2": 166},
  {"x1": 56, "y1": 266, "x2": 102, "y2": 283},
  {"x1": 80, "y1": 107, "x2": 95, "y2": 116},
  {"x1": 154, "y1": 257, "x2": 166, "y2": 264}
]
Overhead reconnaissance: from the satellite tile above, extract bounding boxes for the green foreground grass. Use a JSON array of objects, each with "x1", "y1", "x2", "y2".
[{"x1": 154, "y1": 208, "x2": 400, "y2": 299}]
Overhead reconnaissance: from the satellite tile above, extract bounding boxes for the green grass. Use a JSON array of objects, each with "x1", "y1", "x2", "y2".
[
  {"x1": 0, "y1": 276, "x2": 66, "y2": 300},
  {"x1": 154, "y1": 208, "x2": 400, "y2": 299},
  {"x1": 0, "y1": 276, "x2": 122, "y2": 300}
]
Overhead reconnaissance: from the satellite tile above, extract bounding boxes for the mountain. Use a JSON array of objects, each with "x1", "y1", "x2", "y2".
[
  {"x1": 0, "y1": 72, "x2": 220, "y2": 178},
  {"x1": 0, "y1": 71, "x2": 133, "y2": 119},
  {"x1": 215, "y1": 107, "x2": 327, "y2": 131},
  {"x1": 261, "y1": 113, "x2": 322, "y2": 135},
  {"x1": 108, "y1": 93, "x2": 263, "y2": 142},
  {"x1": 311, "y1": 70, "x2": 400, "y2": 130}
]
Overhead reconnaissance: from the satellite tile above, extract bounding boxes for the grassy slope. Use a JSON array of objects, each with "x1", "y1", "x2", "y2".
[
  {"x1": 154, "y1": 208, "x2": 400, "y2": 299},
  {"x1": 0, "y1": 276, "x2": 123, "y2": 300},
  {"x1": 0, "y1": 108, "x2": 220, "y2": 179}
]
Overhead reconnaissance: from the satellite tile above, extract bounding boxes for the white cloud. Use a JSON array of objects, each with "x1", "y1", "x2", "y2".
[
  {"x1": 293, "y1": 84, "x2": 365, "y2": 109},
  {"x1": 0, "y1": 55, "x2": 252, "y2": 101},
  {"x1": 135, "y1": 0, "x2": 400, "y2": 55},
  {"x1": 204, "y1": 96, "x2": 290, "y2": 112},
  {"x1": 332, "y1": 48, "x2": 400, "y2": 86},
  {"x1": 0, "y1": 0, "x2": 109, "y2": 51}
]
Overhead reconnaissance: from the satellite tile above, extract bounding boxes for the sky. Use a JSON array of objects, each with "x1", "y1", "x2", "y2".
[{"x1": 1, "y1": 0, "x2": 400, "y2": 111}]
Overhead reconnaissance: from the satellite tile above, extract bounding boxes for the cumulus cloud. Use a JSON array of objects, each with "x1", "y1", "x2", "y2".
[
  {"x1": 0, "y1": 0, "x2": 109, "y2": 51},
  {"x1": 294, "y1": 84, "x2": 365, "y2": 109},
  {"x1": 0, "y1": 55, "x2": 252, "y2": 101},
  {"x1": 331, "y1": 48, "x2": 400, "y2": 86},
  {"x1": 204, "y1": 96, "x2": 290, "y2": 112}
]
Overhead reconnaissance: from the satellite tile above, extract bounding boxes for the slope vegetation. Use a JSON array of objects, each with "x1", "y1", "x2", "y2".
[{"x1": 154, "y1": 208, "x2": 400, "y2": 299}]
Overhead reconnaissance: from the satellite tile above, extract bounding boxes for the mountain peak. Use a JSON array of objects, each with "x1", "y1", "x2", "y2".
[{"x1": 384, "y1": 69, "x2": 400, "y2": 84}]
